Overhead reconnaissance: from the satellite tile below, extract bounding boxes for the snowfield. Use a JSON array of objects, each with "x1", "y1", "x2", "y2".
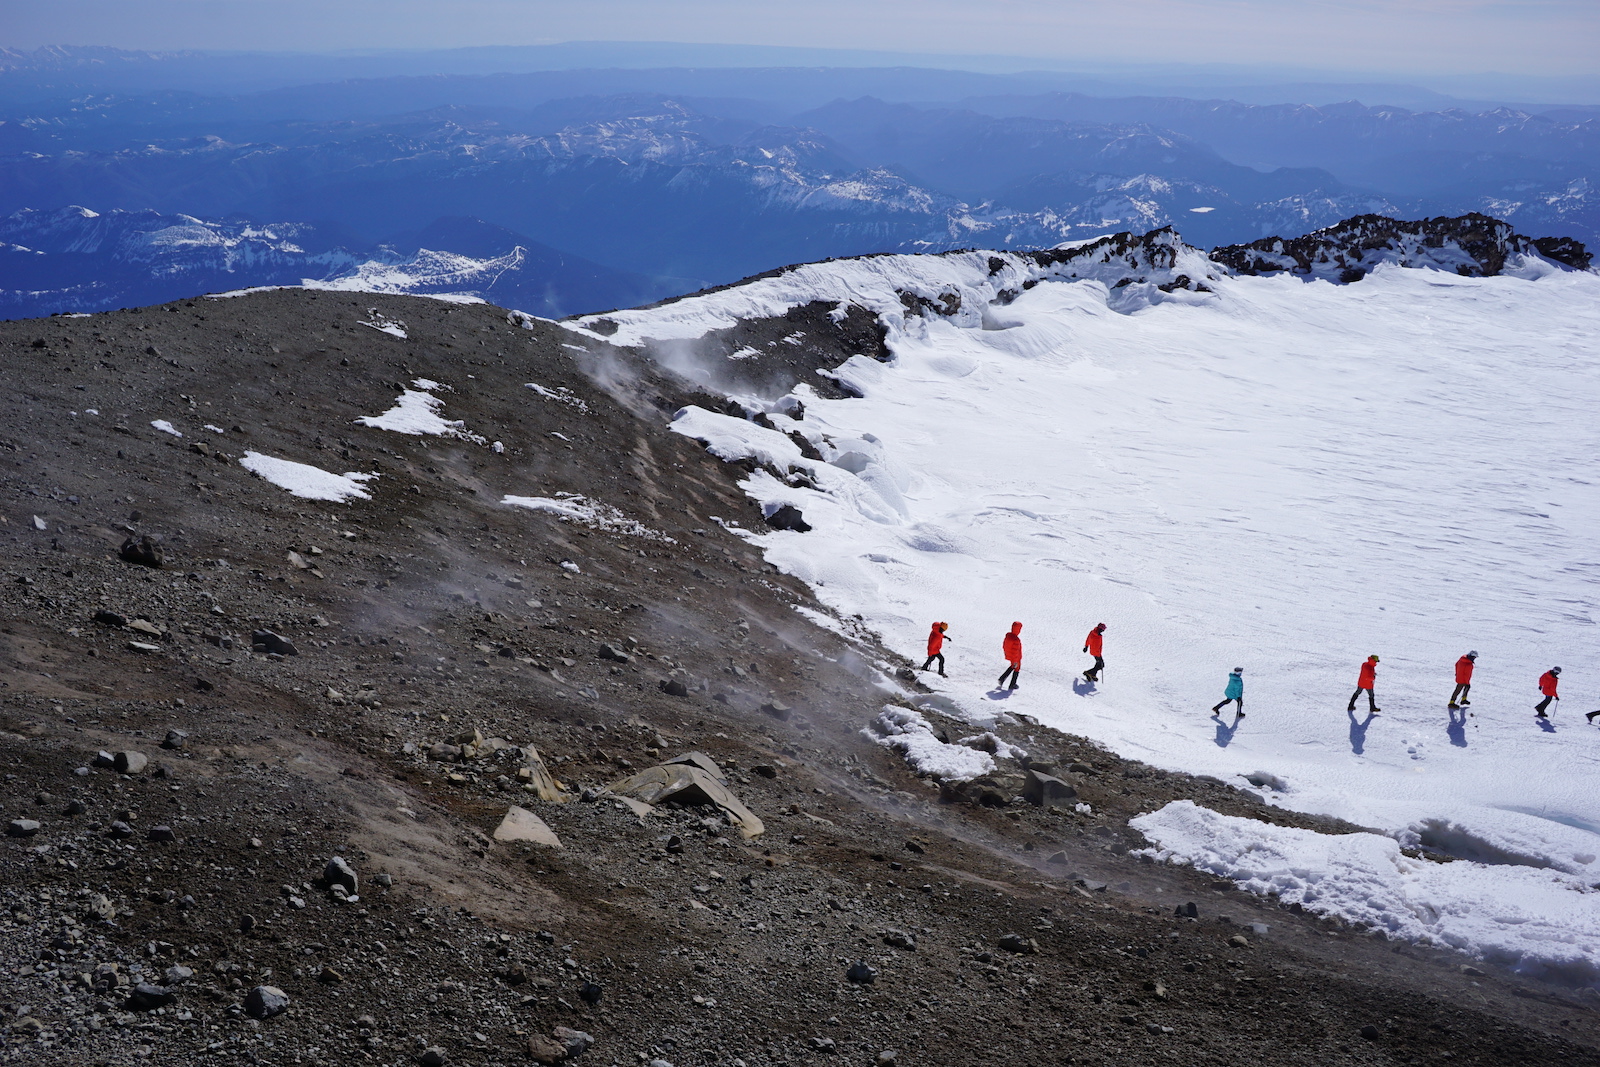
[{"x1": 574, "y1": 245, "x2": 1600, "y2": 981}]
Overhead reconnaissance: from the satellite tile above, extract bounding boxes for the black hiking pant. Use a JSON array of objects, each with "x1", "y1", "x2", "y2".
[
  {"x1": 998, "y1": 664, "x2": 1020, "y2": 689},
  {"x1": 921, "y1": 652, "x2": 945, "y2": 674},
  {"x1": 1450, "y1": 683, "x2": 1470, "y2": 705},
  {"x1": 1085, "y1": 655, "x2": 1104, "y2": 680},
  {"x1": 1212, "y1": 697, "x2": 1243, "y2": 714},
  {"x1": 1537, "y1": 695, "x2": 1555, "y2": 714},
  {"x1": 1348, "y1": 687, "x2": 1377, "y2": 712}
]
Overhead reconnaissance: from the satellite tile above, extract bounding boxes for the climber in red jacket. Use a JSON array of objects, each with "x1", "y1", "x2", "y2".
[
  {"x1": 921, "y1": 622, "x2": 951, "y2": 677},
  {"x1": 1347, "y1": 655, "x2": 1381, "y2": 714},
  {"x1": 1448, "y1": 651, "x2": 1477, "y2": 709},
  {"x1": 1537, "y1": 667, "x2": 1561, "y2": 718},
  {"x1": 1082, "y1": 623, "x2": 1106, "y2": 682},
  {"x1": 997, "y1": 622, "x2": 1023, "y2": 690}
]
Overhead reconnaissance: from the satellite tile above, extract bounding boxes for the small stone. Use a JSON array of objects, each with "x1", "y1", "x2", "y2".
[
  {"x1": 93, "y1": 610, "x2": 127, "y2": 627},
  {"x1": 125, "y1": 982, "x2": 177, "y2": 1011},
  {"x1": 597, "y1": 643, "x2": 630, "y2": 663},
  {"x1": 318, "y1": 965, "x2": 344, "y2": 984},
  {"x1": 375, "y1": 872, "x2": 393, "y2": 888},
  {"x1": 554, "y1": 1026, "x2": 594, "y2": 1057},
  {"x1": 765, "y1": 504, "x2": 811, "y2": 532},
  {"x1": 527, "y1": 1034, "x2": 566, "y2": 1064},
  {"x1": 161, "y1": 730, "x2": 188, "y2": 750},
  {"x1": 876, "y1": 1053, "x2": 899, "y2": 1066},
  {"x1": 883, "y1": 929, "x2": 917, "y2": 950},
  {"x1": 6, "y1": 819, "x2": 40, "y2": 837},
  {"x1": 1228, "y1": 934, "x2": 1250, "y2": 948},
  {"x1": 1176, "y1": 901, "x2": 1199, "y2": 918},
  {"x1": 419, "y1": 1046, "x2": 448, "y2": 1066},
  {"x1": 108, "y1": 821, "x2": 134, "y2": 840},
  {"x1": 997, "y1": 933, "x2": 1039, "y2": 955},
  {"x1": 250, "y1": 629, "x2": 298, "y2": 656},
  {"x1": 113, "y1": 751, "x2": 149, "y2": 775},
  {"x1": 147, "y1": 825, "x2": 176, "y2": 843},
  {"x1": 324, "y1": 855, "x2": 359, "y2": 894},
  {"x1": 661, "y1": 679, "x2": 689, "y2": 698},
  {"x1": 243, "y1": 984, "x2": 289, "y2": 1019},
  {"x1": 1460, "y1": 965, "x2": 1486, "y2": 977},
  {"x1": 845, "y1": 960, "x2": 877, "y2": 984},
  {"x1": 85, "y1": 893, "x2": 116, "y2": 920},
  {"x1": 239, "y1": 914, "x2": 256, "y2": 934},
  {"x1": 1360, "y1": 1024, "x2": 1381, "y2": 1041},
  {"x1": 120, "y1": 535, "x2": 164, "y2": 568},
  {"x1": 759, "y1": 699, "x2": 792, "y2": 721},
  {"x1": 578, "y1": 980, "x2": 602, "y2": 1005},
  {"x1": 163, "y1": 965, "x2": 194, "y2": 985}
]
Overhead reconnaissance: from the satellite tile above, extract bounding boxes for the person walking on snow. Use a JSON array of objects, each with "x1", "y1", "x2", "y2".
[
  {"x1": 1536, "y1": 667, "x2": 1561, "y2": 718},
  {"x1": 997, "y1": 622, "x2": 1023, "y2": 690},
  {"x1": 921, "y1": 622, "x2": 951, "y2": 677},
  {"x1": 1212, "y1": 668, "x2": 1245, "y2": 717},
  {"x1": 1348, "y1": 655, "x2": 1381, "y2": 714},
  {"x1": 1082, "y1": 623, "x2": 1107, "y2": 682},
  {"x1": 1449, "y1": 651, "x2": 1477, "y2": 709}
]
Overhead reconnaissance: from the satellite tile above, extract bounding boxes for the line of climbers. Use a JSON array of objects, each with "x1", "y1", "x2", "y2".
[{"x1": 919, "y1": 622, "x2": 1580, "y2": 719}]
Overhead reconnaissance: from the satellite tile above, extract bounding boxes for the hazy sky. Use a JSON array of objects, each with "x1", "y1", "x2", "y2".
[{"x1": 4, "y1": 0, "x2": 1598, "y2": 79}]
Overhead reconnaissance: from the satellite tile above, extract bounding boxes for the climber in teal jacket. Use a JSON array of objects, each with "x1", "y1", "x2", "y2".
[{"x1": 1212, "y1": 668, "x2": 1245, "y2": 717}]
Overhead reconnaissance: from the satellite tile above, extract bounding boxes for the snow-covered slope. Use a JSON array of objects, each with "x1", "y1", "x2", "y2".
[{"x1": 567, "y1": 217, "x2": 1600, "y2": 981}]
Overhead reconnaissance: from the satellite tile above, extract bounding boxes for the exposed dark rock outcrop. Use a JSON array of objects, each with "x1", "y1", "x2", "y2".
[{"x1": 1212, "y1": 212, "x2": 1591, "y2": 281}]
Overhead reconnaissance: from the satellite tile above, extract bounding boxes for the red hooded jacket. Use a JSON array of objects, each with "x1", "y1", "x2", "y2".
[
  {"x1": 1455, "y1": 656, "x2": 1474, "y2": 684},
  {"x1": 927, "y1": 623, "x2": 946, "y2": 656},
  {"x1": 1003, "y1": 623, "x2": 1022, "y2": 666},
  {"x1": 1540, "y1": 671, "x2": 1560, "y2": 697},
  {"x1": 1357, "y1": 659, "x2": 1377, "y2": 689},
  {"x1": 1085, "y1": 626, "x2": 1104, "y2": 656}
]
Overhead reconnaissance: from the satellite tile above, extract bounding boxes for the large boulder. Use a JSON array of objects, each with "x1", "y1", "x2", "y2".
[
  {"x1": 662, "y1": 751, "x2": 725, "y2": 780},
  {"x1": 1022, "y1": 769, "x2": 1078, "y2": 809},
  {"x1": 607, "y1": 764, "x2": 764, "y2": 839},
  {"x1": 522, "y1": 746, "x2": 572, "y2": 802},
  {"x1": 492, "y1": 806, "x2": 562, "y2": 848}
]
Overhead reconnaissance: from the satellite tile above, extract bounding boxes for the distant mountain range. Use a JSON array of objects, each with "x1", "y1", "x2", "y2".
[
  {"x1": 0, "y1": 208, "x2": 665, "y2": 319},
  {"x1": 0, "y1": 54, "x2": 1595, "y2": 317}
]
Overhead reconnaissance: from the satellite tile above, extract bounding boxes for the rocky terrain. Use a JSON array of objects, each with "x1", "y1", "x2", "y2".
[{"x1": 2, "y1": 284, "x2": 1599, "y2": 1067}]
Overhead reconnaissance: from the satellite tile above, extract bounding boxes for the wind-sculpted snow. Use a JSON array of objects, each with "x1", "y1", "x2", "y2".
[
  {"x1": 1135, "y1": 801, "x2": 1600, "y2": 984},
  {"x1": 602, "y1": 220, "x2": 1600, "y2": 977}
]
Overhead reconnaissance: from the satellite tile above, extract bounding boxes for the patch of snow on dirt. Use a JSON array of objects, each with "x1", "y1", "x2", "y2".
[
  {"x1": 502, "y1": 492, "x2": 677, "y2": 543},
  {"x1": 357, "y1": 380, "x2": 486, "y2": 443},
  {"x1": 863, "y1": 705, "x2": 995, "y2": 782},
  {"x1": 240, "y1": 451, "x2": 376, "y2": 503}
]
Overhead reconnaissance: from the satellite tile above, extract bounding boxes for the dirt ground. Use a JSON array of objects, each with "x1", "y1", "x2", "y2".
[{"x1": 1, "y1": 289, "x2": 1597, "y2": 1067}]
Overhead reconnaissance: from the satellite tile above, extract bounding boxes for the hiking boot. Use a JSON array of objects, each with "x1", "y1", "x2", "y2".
[{"x1": 1447, "y1": 702, "x2": 1459, "y2": 709}]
